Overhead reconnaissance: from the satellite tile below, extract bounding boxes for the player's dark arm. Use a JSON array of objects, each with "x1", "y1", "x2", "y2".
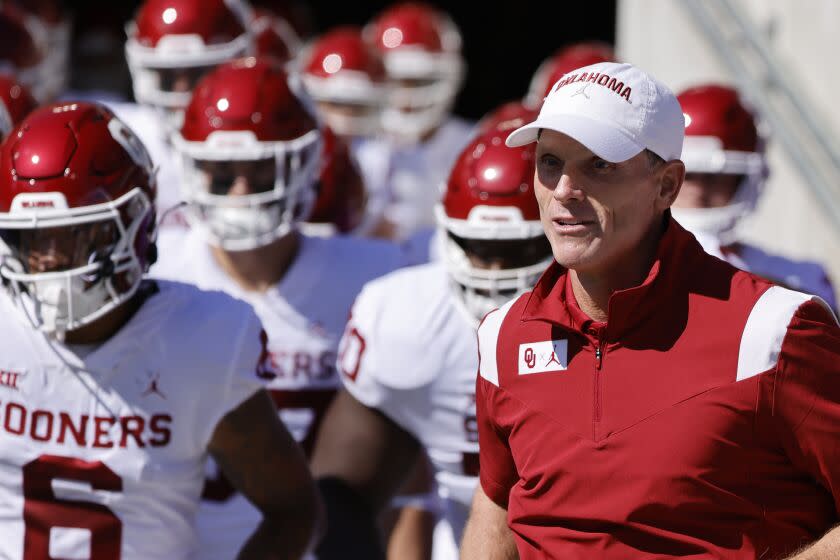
[
  {"x1": 461, "y1": 486, "x2": 518, "y2": 560},
  {"x1": 310, "y1": 389, "x2": 422, "y2": 560},
  {"x1": 208, "y1": 389, "x2": 324, "y2": 560}
]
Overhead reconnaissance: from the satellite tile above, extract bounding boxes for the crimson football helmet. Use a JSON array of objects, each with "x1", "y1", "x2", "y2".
[
  {"x1": 0, "y1": 74, "x2": 37, "y2": 139},
  {"x1": 437, "y1": 129, "x2": 552, "y2": 322},
  {"x1": 173, "y1": 57, "x2": 321, "y2": 251},
  {"x1": 0, "y1": 5, "x2": 51, "y2": 102},
  {"x1": 0, "y1": 102, "x2": 157, "y2": 335},
  {"x1": 304, "y1": 126, "x2": 367, "y2": 235},
  {"x1": 125, "y1": 0, "x2": 254, "y2": 124},
  {"x1": 251, "y1": 8, "x2": 301, "y2": 63},
  {"x1": 525, "y1": 42, "x2": 615, "y2": 108},
  {"x1": 475, "y1": 100, "x2": 539, "y2": 136},
  {"x1": 672, "y1": 84, "x2": 767, "y2": 245},
  {"x1": 365, "y1": 2, "x2": 464, "y2": 142},
  {"x1": 301, "y1": 26, "x2": 388, "y2": 138}
]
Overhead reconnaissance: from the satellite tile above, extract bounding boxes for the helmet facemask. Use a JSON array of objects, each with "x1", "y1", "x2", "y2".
[
  {"x1": 672, "y1": 135, "x2": 767, "y2": 246},
  {"x1": 0, "y1": 188, "x2": 154, "y2": 337},
  {"x1": 125, "y1": 24, "x2": 253, "y2": 127},
  {"x1": 436, "y1": 202, "x2": 552, "y2": 323},
  {"x1": 316, "y1": 101, "x2": 382, "y2": 138},
  {"x1": 176, "y1": 129, "x2": 322, "y2": 251},
  {"x1": 381, "y1": 49, "x2": 464, "y2": 143},
  {"x1": 441, "y1": 232, "x2": 552, "y2": 323},
  {"x1": 304, "y1": 72, "x2": 388, "y2": 138}
]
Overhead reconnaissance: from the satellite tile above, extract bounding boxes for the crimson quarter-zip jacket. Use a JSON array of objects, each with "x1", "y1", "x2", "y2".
[{"x1": 476, "y1": 218, "x2": 840, "y2": 559}]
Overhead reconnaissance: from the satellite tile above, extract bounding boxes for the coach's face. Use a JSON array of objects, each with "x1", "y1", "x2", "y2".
[{"x1": 534, "y1": 130, "x2": 683, "y2": 273}]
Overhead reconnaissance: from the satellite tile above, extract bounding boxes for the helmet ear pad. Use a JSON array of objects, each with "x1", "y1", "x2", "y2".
[
  {"x1": 137, "y1": 209, "x2": 158, "y2": 269},
  {"x1": 147, "y1": 242, "x2": 158, "y2": 267}
]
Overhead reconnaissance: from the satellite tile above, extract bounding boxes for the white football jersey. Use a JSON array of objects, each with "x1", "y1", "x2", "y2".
[
  {"x1": 0, "y1": 281, "x2": 266, "y2": 560},
  {"x1": 351, "y1": 136, "x2": 392, "y2": 236},
  {"x1": 732, "y1": 244, "x2": 837, "y2": 311},
  {"x1": 105, "y1": 102, "x2": 188, "y2": 230},
  {"x1": 338, "y1": 262, "x2": 479, "y2": 545},
  {"x1": 152, "y1": 228, "x2": 406, "y2": 560},
  {"x1": 382, "y1": 117, "x2": 474, "y2": 240},
  {"x1": 694, "y1": 234, "x2": 838, "y2": 311}
]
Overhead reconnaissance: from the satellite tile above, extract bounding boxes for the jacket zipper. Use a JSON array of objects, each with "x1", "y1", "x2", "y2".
[{"x1": 593, "y1": 340, "x2": 604, "y2": 425}]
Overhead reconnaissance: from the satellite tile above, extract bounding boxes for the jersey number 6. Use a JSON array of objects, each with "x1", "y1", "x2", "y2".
[{"x1": 23, "y1": 454, "x2": 122, "y2": 559}]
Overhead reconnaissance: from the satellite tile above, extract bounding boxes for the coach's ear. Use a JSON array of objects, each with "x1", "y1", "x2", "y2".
[{"x1": 656, "y1": 159, "x2": 685, "y2": 211}]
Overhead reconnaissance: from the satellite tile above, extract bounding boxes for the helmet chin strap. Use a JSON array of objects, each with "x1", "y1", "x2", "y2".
[{"x1": 84, "y1": 251, "x2": 116, "y2": 283}]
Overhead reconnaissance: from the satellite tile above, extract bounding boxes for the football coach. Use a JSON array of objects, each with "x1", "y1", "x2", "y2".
[{"x1": 461, "y1": 62, "x2": 840, "y2": 560}]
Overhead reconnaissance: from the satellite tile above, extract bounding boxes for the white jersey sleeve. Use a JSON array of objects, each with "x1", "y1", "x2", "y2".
[
  {"x1": 200, "y1": 300, "x2": 269, "y2": 446},
  {"x1": 337, "y1": 263, "x2": 469, "y2": 436},
  {"x1": 338, "y1": 276, "x2": 441, "y2": 419},
  {"x1": 151, "y1": 282, "x2": 268, "y2": 448}
]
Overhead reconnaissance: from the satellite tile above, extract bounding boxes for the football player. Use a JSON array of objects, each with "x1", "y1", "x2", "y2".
[
  {"x1": 312, "y1": 124, "x2": 553, "y2": 559},
  {"x1": 300, "y1": 26, "x2": 387, "y2": 141},
  {"x1": 673, "y1": 84, "x2": 837, "y2": 309},
  {"x1": 362, "y1": 2, "x2": 474, "y2": 241},
  {"x1": 152, "y1": 57, "x2": 407, "y2": 560},
  {"x1": 119, "y1": 0, "x2": 256, "y2": 229},
  {"x1": 0, "y1": 101, "x2": 320, "y2": 559},
  {"x1": 299, "y1": 26, "x2": 393, "y2": 239}
]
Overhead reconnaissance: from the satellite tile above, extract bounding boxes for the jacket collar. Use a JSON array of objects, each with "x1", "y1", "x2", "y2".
[{"x1": 522, "y1": 215, "x2": 702, "y2": 342}]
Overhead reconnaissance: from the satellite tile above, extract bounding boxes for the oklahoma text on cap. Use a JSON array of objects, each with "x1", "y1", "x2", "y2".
[{"x1": 506, "y1": 62, "x2": 684, "y2": 163}]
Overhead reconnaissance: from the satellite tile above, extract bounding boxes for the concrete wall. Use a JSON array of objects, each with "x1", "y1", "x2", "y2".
[{"x1": 617, "y1": 0, "x2": 840, "y2": 293}]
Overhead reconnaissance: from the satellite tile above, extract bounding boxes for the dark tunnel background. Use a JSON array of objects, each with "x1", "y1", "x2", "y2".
[{"x1": 67, "y1": 0, "x2": 617, "y2": 120}]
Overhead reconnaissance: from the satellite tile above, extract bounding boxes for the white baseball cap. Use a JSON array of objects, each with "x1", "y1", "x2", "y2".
[{"x1": 506, "y1": 62, "x2": 684, "y2": 163}]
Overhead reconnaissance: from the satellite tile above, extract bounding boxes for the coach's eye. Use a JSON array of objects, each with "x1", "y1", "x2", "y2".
[
  {"x1": 538, "y1": 154, "x2": 562, "y2": 169},
  {"x1": 592, "y1": 157, "x2": 614, "y2": 171}
]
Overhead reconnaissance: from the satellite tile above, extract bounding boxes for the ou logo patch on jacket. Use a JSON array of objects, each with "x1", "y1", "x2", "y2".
[{"x1": 518, "y1": 340, "x2": 569, "y2": 375}]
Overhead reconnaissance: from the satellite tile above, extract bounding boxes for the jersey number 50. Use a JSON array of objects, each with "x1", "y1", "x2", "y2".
[{"x1": 23, "y1": 454, "x2": 122, "y2": 559}]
